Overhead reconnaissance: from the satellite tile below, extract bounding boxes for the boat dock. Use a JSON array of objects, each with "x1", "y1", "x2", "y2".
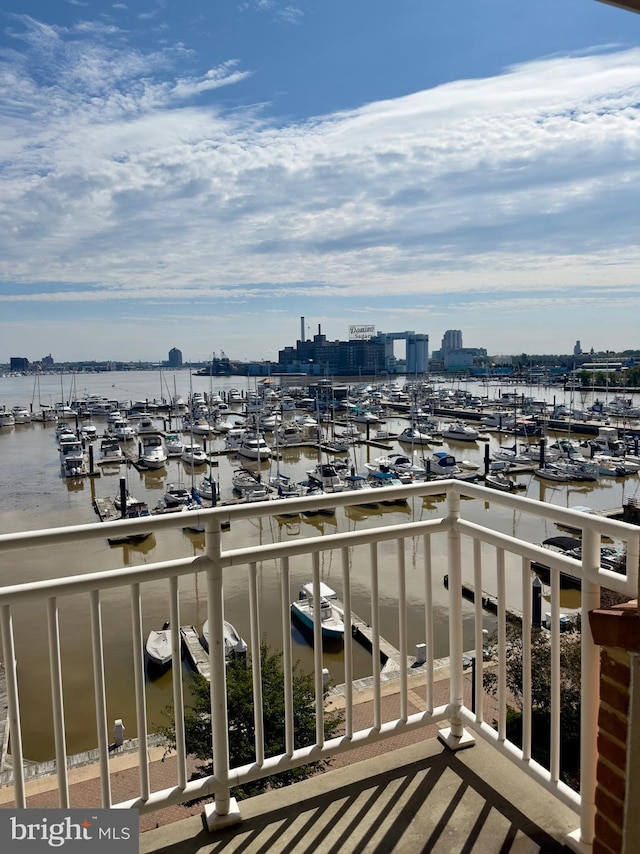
[
  {"x1": 178, "y1": 602, "x2": 415, "y2": 685},
  {"x1": 349, "y1": 610, "x2": 405, "y2": 673},
  {"x1": 92, "y1": 497, "x2": 122, "y2": 522},
  {"x1": 179, "y1": 626, "x2": 210, "y2": 680}
]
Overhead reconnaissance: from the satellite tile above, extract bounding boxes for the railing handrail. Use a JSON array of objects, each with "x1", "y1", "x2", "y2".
[{"x1": 1, "y1": 478, "x2": 638, "y2": 848}]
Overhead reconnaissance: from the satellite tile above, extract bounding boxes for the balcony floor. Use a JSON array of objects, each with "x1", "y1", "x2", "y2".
[{"x1": 140, "y1": 735, "x2": 578, "y2": 854}]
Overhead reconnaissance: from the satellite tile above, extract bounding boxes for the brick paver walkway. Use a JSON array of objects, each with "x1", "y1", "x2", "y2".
[{"x1": 0, "y1": 668, "x2": 499, "y2": 834}]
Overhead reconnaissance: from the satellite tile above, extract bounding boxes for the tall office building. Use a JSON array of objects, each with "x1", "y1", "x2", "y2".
[
  {"x1": 168, "y1": 347, "x2": 183, "y2": 368},
  {"x1": 441, "y1": 330, "x2": 463, "y2": 352}
]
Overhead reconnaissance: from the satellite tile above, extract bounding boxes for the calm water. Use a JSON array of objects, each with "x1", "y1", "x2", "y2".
[{"x1": 0, "y1": 371, "x2": 638, "y2": 760}]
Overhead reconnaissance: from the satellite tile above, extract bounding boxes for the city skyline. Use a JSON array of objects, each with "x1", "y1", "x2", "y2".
[{"x1": 2, "y1": 2, "x2": 640, "y2": 362}]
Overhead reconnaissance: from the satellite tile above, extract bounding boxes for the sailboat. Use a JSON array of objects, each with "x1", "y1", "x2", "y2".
[{"x1": 269, "y1": 414, "x2": 303, "y2": 510}]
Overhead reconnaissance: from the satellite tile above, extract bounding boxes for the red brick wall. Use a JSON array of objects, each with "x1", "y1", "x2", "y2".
[{"x1": 593, "y1": 648, "x2": 630, "y2": 854}]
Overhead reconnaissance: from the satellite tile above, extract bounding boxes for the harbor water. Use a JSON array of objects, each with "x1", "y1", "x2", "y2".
[{"x1": 0, "y1": 371, "x2": 638, "y2": 760}]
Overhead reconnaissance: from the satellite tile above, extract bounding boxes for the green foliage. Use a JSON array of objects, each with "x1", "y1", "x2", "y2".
[
  {"x1": 626, "y1": 364, "x2": 640, "y2": 387},
  {"x1": 159, "y1": 640, "x2": 343, "y2": 800},
  {"x1": 484, "y1": 624, "x2": 582, "y2": 788}
]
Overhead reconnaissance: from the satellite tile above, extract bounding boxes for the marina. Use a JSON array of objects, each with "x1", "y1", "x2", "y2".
[{"x1": 1, "y1": 370, "x2": 639, "y2": 761}]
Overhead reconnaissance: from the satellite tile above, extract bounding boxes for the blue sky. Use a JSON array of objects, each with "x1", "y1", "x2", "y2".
[{"x1": 1, "y1": 1, "x2": 640, "y2": 363}]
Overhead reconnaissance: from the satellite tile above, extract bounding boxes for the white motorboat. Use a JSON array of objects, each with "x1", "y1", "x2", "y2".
[
  {"x1": 367, "y1": 470, "x2": 409, "y2": 505},
  {"x1": 431, "y1": 451, "x2": 462, "y2": 477},
  {"x1": 258, "y1": 411, "x2": 281, "y2": 431},
  {"x1": 201, "y1": 619, "x2": 247, "y2": 657},
  {"x1": 481, "y1": 414, "x2": 508, "y2": 429},
  {"x1": 590, "y1": 454, "x2": 633, "y2": 476},
  {"x1": 61, "y1": 455, "x2": 87, "y2": 478},
  {"x1": 484, "y1": 471, "x2": 518, "y2": 492},
  {"x1": 232, "y1": 468, "x2": 270, "y2": 500},
  {"x1": 398, "y1": 426, "x2": 433, "y2": 446},
  {"x1": 306, "y1": 462, "x2": 344, "y2": 492},
  {"x1": 0, "y1": 408, "x2": 16, "y2": 427},
  {"x1": 343, "y1": 474, "x2": 379, "y2": 506},
  {"x1": 80, "y1": 420, "x2": 98, "y2": 439},
  {"x1": 378, "y1": 453, "x2": 426, "y2": 480},
  {"x1": 441, "y1": 421, "x2": 479, "y2": 442},
  {"x1": 458, "y1": 459, "x2": 480, "y2": 471},
  {"x1": 139, "y1": 434, "x2": 168, "y2": 470},
  {"x1": 163, "y1": 483, "x2": 192, "y2": 508},
  {"x1": 213, "y1": 416, "x2": 235, "y2": 433},
  {"x1": 236, "y1": 431, "x2": 272, "y2": 460},
  {"x1": 137, "y1": 416, "x2": 159, "y2": 435},
  {"x1": 99, "y1": 435, "x2": 124, "y2": 462},
  {"x1": 112, "y1": 418, "x2": 136, "y2": 441},
  {"x1": 351, "y1": 409, "x2": 380, "y2": 424},
  {"x1": 224, "y1": 428, "x2": 245, "y2": 451},
  {"x1": 277, "y1": 423, "x2": 305, "y2": 446},
  {"x1": 190, "y1": 418, "x2": 215, "y2": 436},
  {"x1": 291, "y1": 582, "x2": 346, "y2": 642},
  {"x1": 11, "y1": 406, "x2": 31, "y2": 424},
  {"x1": 145, "y1": 622, "x2": 172, "y2": 669},
  {"x1": 181, "y1": 442, "x2": 207, "y2": 466},
  {"x1": 59, "y1": 436, "x2": 85, "y2": 472},
  {"x1": 164, "y1": 433, "x2": 184, "y2": 456}
]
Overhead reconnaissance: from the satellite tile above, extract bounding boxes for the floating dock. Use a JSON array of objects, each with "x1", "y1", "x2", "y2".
[
  {"x1": 180, "y1": 626, "x2": 210, "y2": 680},
  {"x1": 92, "y1": 497, "x2": 121, "y2": 523},
  {"x1": 349, "y1": 610, "x2": 402, "y2": 673}
]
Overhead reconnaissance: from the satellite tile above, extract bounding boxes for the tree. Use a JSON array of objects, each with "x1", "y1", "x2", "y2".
[
  {"x1": 160, "y1": 641, "x2": 343, "y2": 800},
  {"x1": 484, "y1": 623, "x2": 582, "y2": 789}
]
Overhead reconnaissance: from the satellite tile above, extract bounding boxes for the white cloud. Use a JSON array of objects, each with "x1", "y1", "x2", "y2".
[{"x1": 1, "y1": 19, "x2": 640, "y2": 327}]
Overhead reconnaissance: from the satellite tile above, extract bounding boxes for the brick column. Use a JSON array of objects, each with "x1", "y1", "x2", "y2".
[{"x1": 589, "y1": 601, "x2": 640, "y2": 854}]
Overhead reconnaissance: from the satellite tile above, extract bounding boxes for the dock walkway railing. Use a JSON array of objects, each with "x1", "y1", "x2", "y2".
[{"x1": 0, "y1": 481, "x2": 638, "y2": 849}]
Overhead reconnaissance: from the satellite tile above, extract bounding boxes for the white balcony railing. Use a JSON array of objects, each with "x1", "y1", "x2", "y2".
[{"x1": 0, "y1": 480, "x2": 638, "y2": 848}]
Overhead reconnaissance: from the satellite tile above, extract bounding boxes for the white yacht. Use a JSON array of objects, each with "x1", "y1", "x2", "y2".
[
  {"x1": 306, "y1": 462, "x2": 344, "y2": 492},
  {"x1": 139, "y1": 434, "x2": 168, "y2": 470},
  {"x1": 236, "y1": 431, "x2": 272, "y2": 461},
  {"x1": 11, "y1": 406, "x2": 31, "y2": 424},
  {"x1": 164, "y1": 433, "x2": 185, "y2": 456},
  {"x1": 441, "y1": 421, "x2": 479, "y2": 442},
  {"x1": 0, "y1": 408, "x2": 16, "y2": 427},
  {"x1": 112, "y1": 419, "x2": 136, "y2": 441},
  {"x1": 181, "y1": 443, "x2": 207, "y2": 466}
]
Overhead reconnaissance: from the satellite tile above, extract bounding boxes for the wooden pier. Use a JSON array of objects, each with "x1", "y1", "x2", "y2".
[
  {"x1": 350, "y1": 610, "x2": 403, "y2": 673},
  {"x1": 180, "y1": 626, "x2": 210, "y2": 680},
  {"x1": 92, "y1": 497, "x2": 122, "y2": 522}
]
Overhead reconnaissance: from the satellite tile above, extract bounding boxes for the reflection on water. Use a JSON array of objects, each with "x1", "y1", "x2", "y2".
[
  {"x1": 110, "y1": 534, "x2": 158, "y2": 559},
  {"x1": 1, "y1": 372, "x2": 639, "y2": 759}
]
